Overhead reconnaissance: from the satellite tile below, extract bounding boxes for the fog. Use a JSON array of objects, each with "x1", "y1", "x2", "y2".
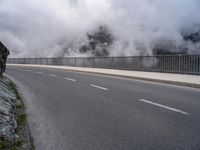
[{"x1": 0, "y1": 0, "x2": 200, "y2": 57}]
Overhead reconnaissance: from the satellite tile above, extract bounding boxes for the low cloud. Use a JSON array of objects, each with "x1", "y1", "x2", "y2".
[{"x1": 0, "y1": 0, "x2": 200, "y2": 57}]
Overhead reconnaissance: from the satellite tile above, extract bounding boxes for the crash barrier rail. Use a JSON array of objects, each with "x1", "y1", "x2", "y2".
[{"x1": 7, "y1": 55, "x2": 200, "y2": 75}]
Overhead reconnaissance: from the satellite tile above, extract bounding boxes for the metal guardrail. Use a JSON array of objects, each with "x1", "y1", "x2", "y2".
[{"x1": 7, "y1": 55, "x2": 200, "y2": 75}]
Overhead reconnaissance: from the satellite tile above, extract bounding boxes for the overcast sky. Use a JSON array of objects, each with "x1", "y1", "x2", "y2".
[{"x1": 0, "y1": 0, "x2": 200, "y2": 57}]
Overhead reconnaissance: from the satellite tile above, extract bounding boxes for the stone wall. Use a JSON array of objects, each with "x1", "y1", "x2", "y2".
[{"x1": 0, "y1": 41, "x2": 9, "y2": 75}]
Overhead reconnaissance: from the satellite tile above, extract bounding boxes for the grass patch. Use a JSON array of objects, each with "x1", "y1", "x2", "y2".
[
  {"x1": 7, "y1": 81, "x2": 21, "y2": 101},
  {"x1": 16, "y1": 100, "x2": 23, "y2": 109},
  {"x1": 0, "y1": 138, "x2": 22, "y2": 150},
  {"x1": 17, "y1": 113, "x2": 27, "y2": 127}
]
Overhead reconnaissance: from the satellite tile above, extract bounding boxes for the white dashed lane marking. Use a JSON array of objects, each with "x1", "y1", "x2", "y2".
[
  {"x1": 26, "y1": 69, "x2": 32, "y2": 72},
  {"x1": 90, "y1": 84, "x2": 108, "y2": 91},
  {"x1": 139, "y1": 99, "x2": 189, "y2": 115},
  {"x1": 16, "y1": 68, "x2": 22, "y2": 71},
  {"x1": 36, "y1": 72, "x2": 43, "y2": 74},
  {"x1": 48, "y1": 74, "x2": 57, "y2": 77},
  {"x1": 65, "y1": 78, "x2": 77, "y2": 82}
]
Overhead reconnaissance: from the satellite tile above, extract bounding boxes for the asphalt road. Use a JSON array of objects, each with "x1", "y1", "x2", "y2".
[{"x1": 6, "y1": 66, "x2": 200, "y2": 150}]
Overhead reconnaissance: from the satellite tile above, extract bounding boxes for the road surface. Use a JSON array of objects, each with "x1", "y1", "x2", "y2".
[{"x1": 6, "y1": 66, "x2": 200, "y2": 150}]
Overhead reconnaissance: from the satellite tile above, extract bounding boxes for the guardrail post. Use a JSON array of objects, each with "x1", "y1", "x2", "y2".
[{"x1": 178, "y1": 54, "x2": 181, "y2": 73}]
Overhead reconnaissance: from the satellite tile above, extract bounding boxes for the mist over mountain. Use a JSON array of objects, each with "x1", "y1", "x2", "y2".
[{"x1": 0, "y1": 0, "x2": 200, "y2": 57}]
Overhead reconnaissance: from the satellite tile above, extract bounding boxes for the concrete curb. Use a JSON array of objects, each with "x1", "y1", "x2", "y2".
[{"x1": 7, "y1": 64, "x2": 200, "y2": 88}]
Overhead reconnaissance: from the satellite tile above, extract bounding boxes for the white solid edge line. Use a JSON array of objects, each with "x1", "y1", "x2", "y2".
[
  {"x1": 139, "y1": 99, "x2": 189, "y2": 115},
  {"x1": 65, "y1": 78, "x2": 77, "y2": 82},
  {"x1": 90, "y1": 84, "x2": 108, "y2": 91},
  {"x1": 48, "y1": 74, "x2": 57, "y2": 77}
]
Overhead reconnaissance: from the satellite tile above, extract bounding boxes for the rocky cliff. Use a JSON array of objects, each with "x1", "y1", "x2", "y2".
[
  {"x1": 0, "y1": 41, "x2": 9, "y2": 75},
  {"x1": 0, "y1": 77, "x2": 17, "y2": 143}
]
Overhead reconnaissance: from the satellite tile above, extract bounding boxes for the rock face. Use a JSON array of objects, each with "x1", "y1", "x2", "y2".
[
  {"x1": 0, "y1": 41, "x2": 10, "y2": 75},
  {"x1": 0, "y1": 77, "x2": 17, "y2": 142}
]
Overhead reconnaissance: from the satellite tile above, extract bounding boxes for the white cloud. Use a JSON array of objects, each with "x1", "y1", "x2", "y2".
[{"x1": 0, "y1": 0, "x2": 200, "y2": 57}]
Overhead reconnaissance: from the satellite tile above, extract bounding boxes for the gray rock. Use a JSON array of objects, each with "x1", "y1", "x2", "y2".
[
  {"x1": 0, "y1": 78, "x2": 17, "y2": 143},
  {"x1": 0, "y1": 41, "x2": 10, "y2": 75}
]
